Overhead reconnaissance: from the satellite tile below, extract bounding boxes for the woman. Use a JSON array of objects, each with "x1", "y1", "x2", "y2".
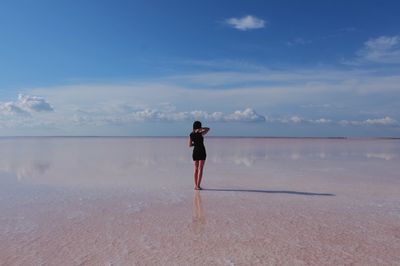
[{"x1": 188, "y1": 121, "x2": 210, "y2": 190}]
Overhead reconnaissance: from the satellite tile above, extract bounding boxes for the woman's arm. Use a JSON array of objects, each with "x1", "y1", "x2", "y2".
[{"x1": 201, "y1": 127, "x2": 210, "y2": 135}]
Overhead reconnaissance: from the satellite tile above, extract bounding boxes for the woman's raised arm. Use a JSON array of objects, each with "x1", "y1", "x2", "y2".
[{"x1": 201, "y1": 127, "x2": 210, "y2": 135}]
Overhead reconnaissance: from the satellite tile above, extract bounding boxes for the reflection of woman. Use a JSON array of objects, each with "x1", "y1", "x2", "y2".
[
  {"x1": 188, "y1": 121, "x2": 210, "y2": 190},
  {"x1": 192, "y1": 191, "x2": 206, "y2": 234}
]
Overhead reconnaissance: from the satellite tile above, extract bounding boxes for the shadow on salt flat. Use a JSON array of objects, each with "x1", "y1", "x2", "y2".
[{"x1": 202, "y1": 188, "x2": 335, "y2": 196}]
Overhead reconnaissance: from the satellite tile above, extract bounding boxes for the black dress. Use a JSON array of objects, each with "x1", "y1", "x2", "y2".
[{"x1": 190, "y1": 132, "x2": 207, "y2": 161}]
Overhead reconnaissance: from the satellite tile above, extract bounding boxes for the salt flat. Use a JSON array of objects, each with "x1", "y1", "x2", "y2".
[{"x1": 0, "y1": 137, "x2": 399, "y2": 265}]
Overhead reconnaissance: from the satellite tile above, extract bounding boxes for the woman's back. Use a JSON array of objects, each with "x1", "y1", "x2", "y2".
[{"x1": 190, "y1": 132, "x2": 204, "y2": 147}]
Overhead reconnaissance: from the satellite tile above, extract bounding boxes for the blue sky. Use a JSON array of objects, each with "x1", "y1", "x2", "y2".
[{"x1": 1, "y1": 0, "x2": 400, "y2": 136}]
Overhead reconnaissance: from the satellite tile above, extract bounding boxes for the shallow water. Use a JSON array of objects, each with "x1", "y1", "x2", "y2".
[{"x1": 0, "y1": 138, "x2": 399, "y2": 265}]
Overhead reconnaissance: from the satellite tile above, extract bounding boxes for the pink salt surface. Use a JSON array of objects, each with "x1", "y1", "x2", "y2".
[{"x1": 0, "y1": 137, "x2": 399, "y2": 265}]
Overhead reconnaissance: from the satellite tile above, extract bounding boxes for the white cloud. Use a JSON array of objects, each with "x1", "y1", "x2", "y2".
[
  {"x1": 289, "y1": 116, "x2": 303, "y2": 123},
  {"x1": 189, "y1": 110, "x2": 224, "y2": 122},
  {"x1": 131, "y1": 109, "x2": 159, "y2": 122},
  {"x1": 273, "y1": 116, "x2": 332, "y2": 124},
  {"x1": 338, "y1": 120, "x2": 351, "y2": 126},
  {"x1": 0, "y1": 102, "x2": 29, "y2": 116},
  {"x1": 1, "y1": 91, "x2": 397, "y2": 133},
  {"x1": 225, "y1": 108, "x2": 266, "y2": 122},
  {"x1": 339, "y1": 116, "x2": 398, "y2": 126},
  {"x1": 354, "y1": 35, "x2": 400, "y2": 64},
  {"x1": 364, "y1": 116, "x2": 398, "y2": 125},
  {"x1": 294, "y1": 117, "x2": 333, "y2": 124},
  {"x1": 17, "y1": 94, "x2": 54, "y2": 112},
  {"x1": 0, "y1": 94, "x2": 57, "y2": 131},
  {"x1": 64, "y1": 110, "x2": 400, "y2": 131},
  {"x1": 69, "y1": 107, "x2": 266, "y2": 125},
  {"x1": 225, "y1": 15, "x2": 266, "y2": 31},
  {"x1": 313, "y1": 118, "x2": 332, "y2": 124},
  {"x1": 0, "y1": 94, "x2": 53, "y2": 116}
]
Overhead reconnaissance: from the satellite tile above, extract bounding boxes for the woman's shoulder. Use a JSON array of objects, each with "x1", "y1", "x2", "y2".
[{"x1": 190, "y1": 132, "x2": 201, "y2": 138}]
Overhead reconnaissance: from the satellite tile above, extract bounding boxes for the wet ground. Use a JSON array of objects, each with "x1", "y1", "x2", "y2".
[{"x1": 0, "y1": 137, "x2": 399, "y2": 265}]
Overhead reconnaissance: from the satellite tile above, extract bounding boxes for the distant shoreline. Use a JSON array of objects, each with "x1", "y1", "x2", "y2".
[{"x1": 0, "y1": 136, "x2": 399, "y2": 140}]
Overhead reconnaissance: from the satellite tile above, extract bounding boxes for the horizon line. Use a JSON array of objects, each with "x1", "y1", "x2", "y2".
[{"x1": 0, "y1": 136, "x2": 399, "y2": 140}]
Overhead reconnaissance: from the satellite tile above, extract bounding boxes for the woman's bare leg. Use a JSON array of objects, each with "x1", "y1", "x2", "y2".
[
  {"x1": 197, "y1": 160, "x2": 205, "y2": 189},
  {"x1": 194, "y1": 161, "x2": 200, "y2": 189}
]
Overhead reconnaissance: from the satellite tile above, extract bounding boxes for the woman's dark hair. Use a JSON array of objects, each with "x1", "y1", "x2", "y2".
[{"x1": 193, "y1": 121, "x2": 202, "y2": 131}]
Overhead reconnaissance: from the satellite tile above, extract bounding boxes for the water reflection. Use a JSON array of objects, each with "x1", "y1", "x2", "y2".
[
  {"x1": 192, "y1": 191, "x2": 206, "y2": 234},
  {"x1": 0, "y1": 138, "x2": 398, "y2": 188},
  {"x1": 206, "y1": 139, "x2": 399, "y2": 166},
  {"x1": 365, "y1": 153, "x2": 395, "y2": 161}
]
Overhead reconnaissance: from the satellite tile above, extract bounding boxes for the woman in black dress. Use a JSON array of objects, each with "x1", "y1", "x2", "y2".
[{"x1": 188, "y1": 121, "x2": 210, "y2": 190}]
